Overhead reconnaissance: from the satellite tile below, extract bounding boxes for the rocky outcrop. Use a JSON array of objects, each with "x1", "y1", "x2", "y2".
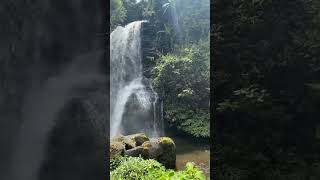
[
  {"x1": 146, "y1": 137, "x2": 176, "y2": 169},
  {"x1": 110, "y1": 133, "x2": 149, "y2": 159},
  {"x1": 110, "y1": 133, "x2": 176, "y2": 169}
]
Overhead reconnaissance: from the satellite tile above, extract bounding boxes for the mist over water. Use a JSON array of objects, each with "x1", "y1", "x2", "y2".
[{"x1": 110, "y1": 21, "x2": 163, "y2": 137}]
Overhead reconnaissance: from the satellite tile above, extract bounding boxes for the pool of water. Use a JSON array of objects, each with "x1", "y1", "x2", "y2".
[{"x1": 171, "y1": 136, "x2": 210, "y2": 179}]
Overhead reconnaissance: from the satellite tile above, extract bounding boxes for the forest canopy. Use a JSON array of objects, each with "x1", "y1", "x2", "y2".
[{"x1": 212, "y1": 0, "x2": 320, "y2": 179}]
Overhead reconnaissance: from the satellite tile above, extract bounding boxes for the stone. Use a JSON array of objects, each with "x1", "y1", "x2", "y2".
[
  {"x1": 124, "y1": 146, "x2": 147, "y2": 158},
  {"x1": 142, "y1": 137, "x2": 176, "y2": 169},
  {"x1": 111, "y1": 135, "x2": 136, "y2": 150},
  {"x1": 110, "y1": 134, "x2": 176, "y2": 169},
  {"x1": 110, "y1": 141, "x2": 125, "y2": 159},
  {"x1": 145, "y1": 138, "x2": 163, "y2": 159},
  {"x1": 127, "y1": 133, "x2": 149, "y2": 146},
  {"x1": 158, "y1": 137, "x2": 176, "y2": 169}
]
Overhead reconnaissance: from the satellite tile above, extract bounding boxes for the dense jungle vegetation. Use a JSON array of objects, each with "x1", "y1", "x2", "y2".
[
  {"x1": 212, "y1": 0, "x2": 320, "y2": 179},
  {"x1": 110, "y1": 0, "x2": 210, "y2": 179},
  {"x1": 110, "y1": 156, "x2": 206, "y2": 179},
  {"x1": 111, "y1": 0, "x2": 210, "y2": 139}
]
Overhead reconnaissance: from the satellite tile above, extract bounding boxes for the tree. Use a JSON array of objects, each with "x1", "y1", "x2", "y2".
[
  {"x1": 111, "y1": 0, "x2": 127, "y2": 30},
  {"x1": 153, "y1": 39, "x2": 210, "y2": 138}
]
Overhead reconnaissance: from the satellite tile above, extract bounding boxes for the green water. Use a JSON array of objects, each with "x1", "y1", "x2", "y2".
[{"x1": 171, "y1": 136, "x2": 210, "y2": 179}]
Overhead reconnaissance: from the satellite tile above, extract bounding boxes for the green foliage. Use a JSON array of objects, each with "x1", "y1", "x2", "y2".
[
  {"x1": 110, "y1": 156, "x2": 163, "y2": 180},
  {"x1": 110, "y1": 156, "x2": 206, "y2": 180},
  {"x1": 153, "y1": 40, "x2": 210, "y2": 138},
  {"x1": 110, "y1": 0, "x2": 127, "y2": 30},
  {"x1": 217, "y1": 85, "x2": 270, "y2": 112},
  {"x1": 166, "y1": 108, "x2": 209, "y2": 138},
  {"x1": 123, "y1": 0, "x2": 157, "y2": 24},
  {"x1": 212, "y1": 0, "x2": 320, "y2": 178},
  {"x1": 175, "y1": 0, "x2": 210, "y2": 44},
  {"x1": 110, "y1": 155, "x2": 125, "y2": 171}
]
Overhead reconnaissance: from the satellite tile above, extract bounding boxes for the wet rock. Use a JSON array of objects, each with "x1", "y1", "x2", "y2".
[
  {"x1": 110, "y1": 141, "x2": 125, "y2": 159},
  {"x1": 143, "y1": 137, "x2": 176, "y2": 169},
  {"x1": 157, "y1": 137, "x2": 176, "y2": 169},
  {"x1": 110, "y1": 134, "x2": 176, "y2": 169},
  {"x1": 111, "y1": 135, "x2": 136, "y2": 150},
  {"x1": 124, "y1": 146, "x2": 147, "y2": 158},
  {"x1": 111, "y1": 133, "x2": 149, "y2": 150},
  {"x1": 127, "y1": 133, "x2": 149, "y2": 146}
]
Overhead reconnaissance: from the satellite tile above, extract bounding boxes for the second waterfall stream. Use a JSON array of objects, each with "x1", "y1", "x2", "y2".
[{"x1": 110, "y1": 21, "x2": 164, "y2": 137}]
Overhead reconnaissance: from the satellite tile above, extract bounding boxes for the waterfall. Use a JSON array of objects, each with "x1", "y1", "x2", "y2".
[{"x1": 110, "y1": 21, "x2": 163, "y2": 137}]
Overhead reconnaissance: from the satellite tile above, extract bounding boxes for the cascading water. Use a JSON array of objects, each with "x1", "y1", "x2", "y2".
[{"x1": 110, "y1": 21, "x2": 163, "y2": 137}]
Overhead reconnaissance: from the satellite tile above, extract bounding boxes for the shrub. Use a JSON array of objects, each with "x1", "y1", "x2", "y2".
[
  {"x1": 152, "y1": 40, "x2": 210, "y2": 138},
  {"x1": 110, "y1": 155, "x2": 125, "y2": 171},
  {"x1": 110, "y1": 156, "x2": 206, "y2": 180}
]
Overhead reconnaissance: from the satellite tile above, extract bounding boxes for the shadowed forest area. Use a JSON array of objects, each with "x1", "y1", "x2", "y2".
[{"x1": 212, "y1": 0, "x2": 320, "y2": 179}]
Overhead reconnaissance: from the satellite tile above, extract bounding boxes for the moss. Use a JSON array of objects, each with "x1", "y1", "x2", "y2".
[
  {"x1": 111, "y1": 135, "x2": 136, "y2": 150},
  {"x1": 142, "y1": 141, "x2": 152, "y2": 150},
  {"x1": 123, "y1": 138, "x2": 136, "y2": 150},
  {"x1": 159, "y1": 137, "x2": 174, "y2": 145},
  {"x1": 128, "y1": 133, "x2": 149, "y2": 146},
  {"x1": 111, "y1": 135, "x2": 125, "y2": 142},
  {"x1": 110, "y1": 141, "x2": 125, "y2": 159},
  {"x1": 139, "y1": 133, "x2": 148, "y2": 139}
]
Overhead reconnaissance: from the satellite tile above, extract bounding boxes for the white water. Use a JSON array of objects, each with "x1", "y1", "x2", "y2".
[{"x1": 110, "y1": 21, "x2": 163, "y2": 137}]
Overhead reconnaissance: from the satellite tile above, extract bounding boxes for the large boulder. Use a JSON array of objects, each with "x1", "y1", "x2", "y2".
[
  {"x1": 110, "y1": 141, "x2": 125, "y2": 159},
  {"x1": 110, "y1": 134, "x2": 176, "y2": 169},
  {"x1": 124, "y1": 146, "x2": 147, "y2": 158},
  {"x1": 126, "y1": 133, "x2": 149, "y2": 146},
  {"x1": 111, "y1": 133, "x2": 149, "y2": 150},
  {"x1": 144, "y1": 137, "x2": 176, "y2": 169},
  {"x1": 111, "y1": 135, "x2": 136, "y2": 150}
]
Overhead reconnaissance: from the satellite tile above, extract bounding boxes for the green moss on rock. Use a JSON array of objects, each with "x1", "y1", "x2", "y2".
[
  {"x1": 159, "y1": 137, "x2": 174, "y2": 145},
  {"x1": 127, "y1": 133, "x2": 149, "y2": 146},
  {"x1": 110, "y1": 134, "x2": 176, "y2": 169},
  {"x1": 110, "y1": 141, "x2": 125, "y2": 160},
  {"x1": 111, "y1": 135, "x2": 136, "y2": 150}
]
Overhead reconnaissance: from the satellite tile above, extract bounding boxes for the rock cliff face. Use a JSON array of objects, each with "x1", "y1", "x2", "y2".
[
  {"x1": 0, "y1": 0, "x2": 107, "y2": 179},
  {"x1": 141, "y1": 22, "x2": 157, "y2": 79}
]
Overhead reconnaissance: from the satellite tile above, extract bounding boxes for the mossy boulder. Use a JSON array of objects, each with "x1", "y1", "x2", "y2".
[
  {"x1": 143, "y1": 138, "x2": 163, "y2": 159},
  {"x1": 110, "y1": 141, "x2": 125, "y2": 159},
  {"x1": 127, "y1": 133, "x2": 149, "y2": 146},
  {"x1": 110, "y1": 134, "x2": 176, "y2": 169},
  {"x1": 111, "y1": 133, "x2": 149, "y2": 150},
  {"x1": 124, "y1": 146, "x2": 147, "y2": 158},
  {"x1": 111, "y1": 135, "x2": 136, "y2": 150},
  {"x1": 159, "y1": 137, "x2": 174, "y2": 145},
  {"x1": 146, "y1": 137, "x2": 176, "y2": 169}
]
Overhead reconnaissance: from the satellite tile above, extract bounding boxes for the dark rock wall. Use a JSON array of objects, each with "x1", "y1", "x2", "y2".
[{"x1": 141, "y1": 22, "x2": 157, "y2": 79}]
